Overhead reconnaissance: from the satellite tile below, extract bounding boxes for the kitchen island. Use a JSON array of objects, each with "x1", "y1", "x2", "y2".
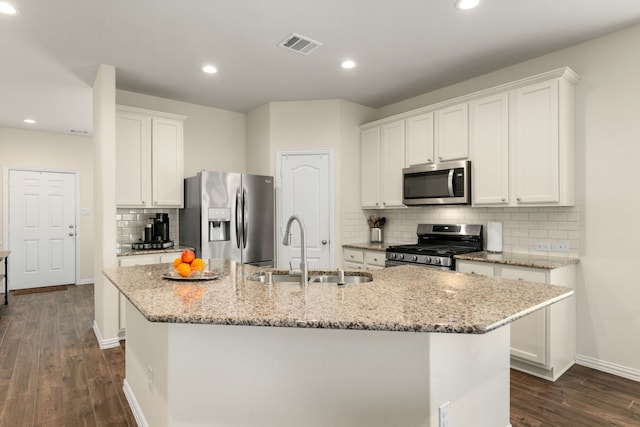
[{"x1": 104, "y1": 259, "x2": 572, "y2": 427}]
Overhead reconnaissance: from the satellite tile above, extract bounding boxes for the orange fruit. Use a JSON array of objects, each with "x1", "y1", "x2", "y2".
[
  {"x1": 176, "y1": 262, "x2": 192, "y2": 277},
  {"x1": 173, "y1": 257, "x2": 182, "y2": 268},
  {"x1": 181, "y1": 249, "x2": 195, "y2": 264},
  {"x1": 191, "y1": 258, "x2": 205, "y2": 271}
]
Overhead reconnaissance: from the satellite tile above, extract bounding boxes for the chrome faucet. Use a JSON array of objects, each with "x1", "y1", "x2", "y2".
[{"x1": 282, "y1": 215, "x2": 308, "y2": 286}]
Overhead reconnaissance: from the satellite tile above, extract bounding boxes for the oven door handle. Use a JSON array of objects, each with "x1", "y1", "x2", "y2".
[{"x1": 447, "y1": 168, "x2": 455, "y2": 197}]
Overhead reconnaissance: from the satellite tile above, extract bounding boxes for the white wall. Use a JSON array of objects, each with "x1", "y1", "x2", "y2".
[
  {"x1": 0, "y1": 127, "x2": 95, "y2": 283},
  {"x1": 247, "y1": 100, "x2": 374, "y2": 267},
  {"x1": 362, "y1": 24, "x2": 640, "y2": 377},
  {"x1": 116, "y1": 90, "x2": 247, "y2": 177},
  {"x1": 93, "y1": 64, "x2": 120, "y2": 346}
]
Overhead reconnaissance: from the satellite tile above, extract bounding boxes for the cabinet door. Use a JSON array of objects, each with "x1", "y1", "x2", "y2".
[
  {"x1": 360, "y1": 127, "x2": 382, "y2": 208},
  {"x1": 435, "y1": 103, "x2": 469, "y2": 162},
  {"x1": 514, "y1": 80, "x2": 560, "y2": 204},
  {"x1": 381, "y1": 120, "x2": 406, "y2": 207},
  {"x1": 405, "y1": 113, "x2": 434, "y2": 166},
  {"x1": 501, "y1": 266, "x2": 548, "y2": 366},
  {"x1": 116, "y1": 112, "x2": 151, "y2": 206},
  {"x1": 470, "y1": 93, "x2": 509, "y2": 205},
  {"x1": 152, "y1": 117, "x2": 184, "y2": 207}
]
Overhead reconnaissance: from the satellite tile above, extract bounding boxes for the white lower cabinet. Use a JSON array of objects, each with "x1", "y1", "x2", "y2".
[
  {"x1": 343, "y1": 248, "x2": 386, "y2": 270},
  {"x1": 456, "y1": 260, "x2": 576, "y2": 381},
  {"x1": 117, "y1": 252, "x2": 183, "y2": 333}
]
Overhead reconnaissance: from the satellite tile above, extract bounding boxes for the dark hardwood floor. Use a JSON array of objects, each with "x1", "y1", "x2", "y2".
[{"x1": 0, "y1": 285, "x2": 638, "y2": 426}]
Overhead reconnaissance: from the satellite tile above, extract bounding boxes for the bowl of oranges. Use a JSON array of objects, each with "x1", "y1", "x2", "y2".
[{"x1": 163, "y1": 250, "x2": 220, "y2": 281}]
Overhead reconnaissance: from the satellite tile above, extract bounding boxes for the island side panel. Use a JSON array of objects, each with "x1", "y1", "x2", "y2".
[
  {"x1": 428, "y1": 327, "x2": 511, "y2": 427},
  {"x1": 166, "y1": 325, "x2": 432, "y2": 426},
  {"x1": 125, "y1": 301, "x2": 170, "y2": 427}
]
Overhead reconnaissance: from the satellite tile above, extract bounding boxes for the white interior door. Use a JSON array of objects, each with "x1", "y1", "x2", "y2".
[
  {"x1": 278, "y1": 152, "x2": 332, "y2": 269},
  {"x1": 8, "y1": 170, "x2": 76, "y2": 290}
]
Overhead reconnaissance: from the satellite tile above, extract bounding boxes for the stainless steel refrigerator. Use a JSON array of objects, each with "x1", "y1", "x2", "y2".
[{"x1": 179, "y1": 171, "x2": 275, "y2": 266}]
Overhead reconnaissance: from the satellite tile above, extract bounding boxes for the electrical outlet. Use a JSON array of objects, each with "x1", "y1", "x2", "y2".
[
  {"x1": 439, "y1": 401, "x2": 450, "y2": 427},
  {"x1": 551, "y1": 242, "x2": 569, "y2": 252},
  {"x1": 535, "y1": 242, "x2": 550, "y2": 251}
]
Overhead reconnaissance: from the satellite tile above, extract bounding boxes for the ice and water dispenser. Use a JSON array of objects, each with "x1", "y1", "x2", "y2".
[{"x1": 208, "y1": 208, "x2": 231, "y2": 242}]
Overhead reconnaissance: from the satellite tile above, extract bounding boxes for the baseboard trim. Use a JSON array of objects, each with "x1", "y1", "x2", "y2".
[
  {"x1": 92, "y1": 320, "x2": 121, "y2": 350},
  {"x1": 76, "y1": 278, "x2": 94, "y2": 285},
  {"x1": 576, "y1": 354, "x2": 640, "y2": 382},
  {"x1": 123, "y1": 379, "x2": 148, "y2": 427}
]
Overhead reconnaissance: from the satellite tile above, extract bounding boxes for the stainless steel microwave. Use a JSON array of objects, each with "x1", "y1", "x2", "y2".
[{"x1": 403, "y1": 160, "x2": 471, "y2": 205}]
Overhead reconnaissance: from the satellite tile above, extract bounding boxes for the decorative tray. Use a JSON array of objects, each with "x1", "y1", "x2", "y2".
[{"x1": 162, "y1": 271, "x2": 221, "y2": 281}]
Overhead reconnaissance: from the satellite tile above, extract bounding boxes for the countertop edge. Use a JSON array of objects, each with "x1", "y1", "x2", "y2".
[{"x1": 455, "y1": 251, "x2": 579, "y2": 269}]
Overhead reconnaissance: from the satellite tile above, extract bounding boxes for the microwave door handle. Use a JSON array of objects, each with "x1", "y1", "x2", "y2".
[{"x1": 447, "y1": 169, "x2": 455, "y2": 197}]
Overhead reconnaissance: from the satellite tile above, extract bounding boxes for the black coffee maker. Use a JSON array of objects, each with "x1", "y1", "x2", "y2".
[
  {"x1": 154, "y1": 213, "x2": 170, "y2": 243},
  {"x1": 134, "y1": 213, "x2": 174, "y2": 250}
]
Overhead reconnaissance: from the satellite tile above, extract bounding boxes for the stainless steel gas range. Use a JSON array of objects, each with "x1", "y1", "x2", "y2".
[{"x1": 385, "y1": 224, "x2": 483, "y2": 270}]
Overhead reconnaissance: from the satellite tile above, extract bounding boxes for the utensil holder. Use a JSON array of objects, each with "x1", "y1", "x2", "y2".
[{"x1": 370, "y1": 227, "x2": 383, "y2": 243}]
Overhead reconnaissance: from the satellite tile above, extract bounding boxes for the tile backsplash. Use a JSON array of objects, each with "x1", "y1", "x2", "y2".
[
  {"x1": 343, "y1": 206, "x2": 579, "y2": 258},
  {"x1": 116, "y1": 208, "x2": 179, "y2": 254}
]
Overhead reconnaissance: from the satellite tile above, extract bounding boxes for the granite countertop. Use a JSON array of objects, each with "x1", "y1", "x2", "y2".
[
  {"x1": 118, "y1": 245, "x2": 194, "y2": 257},
  {"x1": 455, "y1": 251, "x2": 579, "y2": 269},
  {"x1": 104, "y1": 259, "x2": 572, "y2": 334},
  {"x1": 342, "y1": 242, "x2": 402, "y2": 252}
]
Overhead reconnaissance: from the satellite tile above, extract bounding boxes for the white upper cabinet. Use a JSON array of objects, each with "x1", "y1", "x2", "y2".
[
  {"x1": 470, "y1": 93, "x2": 510, "y2": 205},
  {"x1": 380, "y1": 120, "x2": 406, "y2": 208},
  {"x1": 471, "y1": 71, "x2": 577, "y2": 207},
  {"x1": 360, "y1": 67, "x2": 579, "y2": 209},
  {"x1": 360, "y1": 120, "x2": 405, "y2": 209},
  {"x1": 435, "y1": 102, "x2": 469, "y2": 162},
  {"x1": 405, "y1": 112, "x2": 434, "y2": 167},
  {"x1": 152, "y1": 117, "x2": 184, "y2": 207},
  {"x1": 360, "y1": 127, "x2": 382, "y2": 208},
  {"x1": 116, "y1": 110, "x2": 151, "y2": 207},
  {"x1": 116, "y1": 106, "x2": 186, "y2": 208},
  {"x1": 513, "y1": 80, "x2": 563, "y2": 205}
]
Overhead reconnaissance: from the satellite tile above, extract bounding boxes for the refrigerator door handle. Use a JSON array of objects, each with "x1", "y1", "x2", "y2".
[
  {"x1": 242, "y1": 187, "x2": 248, "y2": 249},
  {"x1": 235, "y1": 189, "x2": 242, "y2": 248}
]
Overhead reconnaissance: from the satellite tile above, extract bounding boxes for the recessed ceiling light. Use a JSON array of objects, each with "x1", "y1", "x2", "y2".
[
  {"x1": 202, "y1": 65, "x2": 218, "y2": 74},
  {"x1": 455, "y1": 0, "x2": 480, "y2": 10},
  {"x1": 23, "y1": 118, "x2": 36, "y2": 124},
  {"x1": 0, "y1": 2, "x2": 18, "y2": 15},
  {"x1": 341, "y1": 60, "x2": 356, "y2": 69}
]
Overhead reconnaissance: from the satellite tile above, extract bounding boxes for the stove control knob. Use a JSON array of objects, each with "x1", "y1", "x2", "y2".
[
  {"x1": 398, "y1": 254, "x2": 404, "y2": 260},
  {"x1": 412, "y1": 255, "x2": 418, "y2": 262},
  {"x1": 425, "y1": 256, "x2": 431, "y2": 263},
  {"x1": 434, "y1": 258, "x2": 441, "y2": 265},
  {"x1": 389, "y1": 253, "x2": 395, "y2": 259}
]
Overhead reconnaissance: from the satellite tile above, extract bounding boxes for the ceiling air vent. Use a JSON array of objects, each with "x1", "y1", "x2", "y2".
[{"x1": 278, "y1": 33, "x2": 323, "y2": 55}]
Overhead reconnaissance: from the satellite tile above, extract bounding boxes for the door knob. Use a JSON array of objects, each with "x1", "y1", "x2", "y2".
[
  {"x1": 68, "y1": 225, "x2": 74, "y2": 229},
  {"x1": 69, "y1": 232, "x2": 75, "y2": 237},
  {"x1": 322, "y1": 240, "x2": 328, "y2": 245}
]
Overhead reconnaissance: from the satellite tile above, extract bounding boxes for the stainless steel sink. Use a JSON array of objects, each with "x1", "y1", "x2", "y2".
[
  {"x1": 248, "y1": 271, "x2": 373, "y2": 284},
  {"x1": 309, "y1": 274, "x2": 373, "y2": 284},
  {"x1": 248, "y1": 273, "x2": 301, "y2": 283}
]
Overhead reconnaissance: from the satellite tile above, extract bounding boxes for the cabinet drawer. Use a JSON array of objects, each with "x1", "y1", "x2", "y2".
[
  {"x1": 344, "y1": 261, "x2": 364, "y2": 270},
  {"x1": 365, "y1": 251, "x2": 385, "y2": 267},
  {"x1": 457, "y1": 261, "x2": 494, "y2": 276},
  {"x1": 344, "y1": 249, "x2": 364, "y2": 264},
  {"x1": 500, "y1": 267, "x2": 546, "y2": 283},
  {"x1": 119, "y1": 255, "x2": 159, "y2": 267}
]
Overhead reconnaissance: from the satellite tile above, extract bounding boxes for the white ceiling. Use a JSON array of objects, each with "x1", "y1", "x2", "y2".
[{"x1": 2, "y1": 0, "x2": 640, "y2": 135}]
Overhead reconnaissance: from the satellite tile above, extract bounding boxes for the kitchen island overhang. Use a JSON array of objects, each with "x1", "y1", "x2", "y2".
[{"x1": 104, "y1": 260, "x2": 573, "y2": 427}]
